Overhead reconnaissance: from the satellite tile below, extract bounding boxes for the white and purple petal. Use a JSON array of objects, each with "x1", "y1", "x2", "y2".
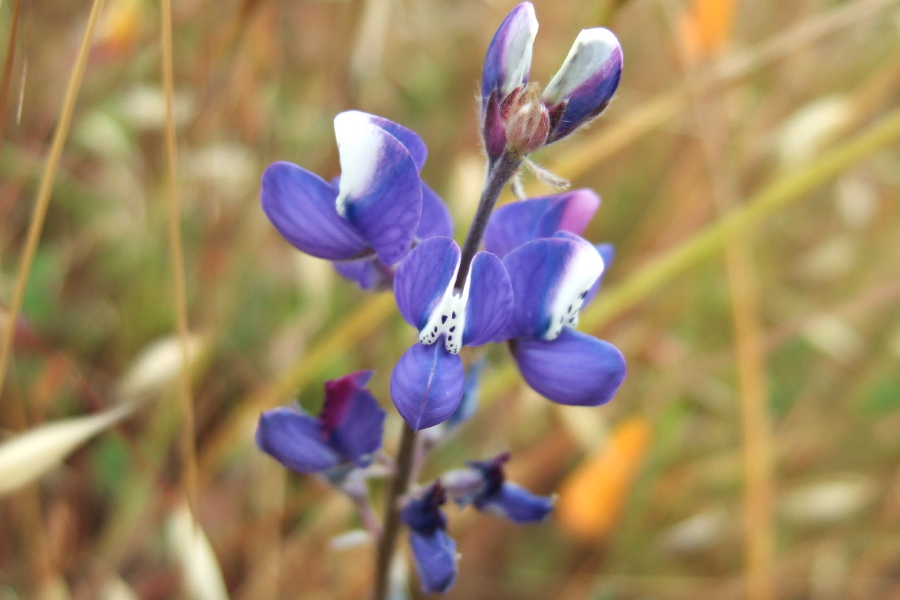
[
  {"x1": 476, "y1": 482, "x2": 555, "y2": 524},
  {"x1": 502, "y1": 236, "x2": 604, "y2": 340},
  {"x1": 543, "y1": 28, "x2": 623, "y2": 141},
  {"x1": 417, "y1": 183, "x2": 454, "y2": 241},
  {"x1": 481, "y1": 2, "x2": 539, "y2": 103},
  {"x1": 333, "y1": 112, "x2": 423, "y2": 265},
  {"x1": 255, "y1": 407, "x2": 340, "y2": 473},
  {"x1": 583, "y1": 242, "x2": 615, "y2": 306},
  {"x1": 261, "y1": 162, "x2": 368, "y2": 260},
  {"x1": 349, "y1": 110, "x2": 429, "y2": 171},
  {"x1": 484, "y1": 190, "x2": 600, "y2": 258},
  {"x1": 461, "y1": 252, "x2": 513, "y2": 346},
  {"x1": 409, "y1": 530, "x2": 457, "y2": 594},
  {"x1": 510, "y1": 328, "x2": 626, "y2": 406},
  {"x1": 390, "y1": 343, "x2": 465, "y2": 431},
  {"x1": 394, "y1": 237, "x2": 460, "y2": 332}
]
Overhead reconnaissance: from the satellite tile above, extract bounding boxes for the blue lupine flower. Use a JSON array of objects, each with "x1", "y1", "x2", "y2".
[
  {"x1": 481, "y1": 2, "x2": 623, "y2": 160},
  {"x1": 391, "y1": 237, "x2": 513, "y2": 430},
  {"x1": 334, "y1": 182, "x2": 454, "y2": 291},
  {"x1": 443, "y1": 453, "x2": 554, "y2": 523},
  {"x1": 255, "y1": 371, "x2": 386, "y2": 474},
  {"x1": 483, "y1": 189, "x2": 601, "y2": 259},
  {"x1": 400, "y1": 483, "x2": 457, "y2": 594},
  {"x1": 261, "y1": 110, "x2": 428, "y2": 268},
  {"x1": 500, "y1": 232, "x2": 626, "y2": 405}
]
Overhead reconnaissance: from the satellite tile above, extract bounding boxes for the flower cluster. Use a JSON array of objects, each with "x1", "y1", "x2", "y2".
[{"x1": 255, "y1": 2, "x2": 626, "y2": 596}]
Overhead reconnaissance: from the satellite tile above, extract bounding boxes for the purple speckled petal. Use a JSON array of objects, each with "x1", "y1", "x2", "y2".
[
  {"x1": 409, "y1": 530, "x2": 457, "y2": 594},
  {"x1": 484, "y1": 189, "x2": 600, "y2": 258},
  {"x1": 417, "y1": 182, "x2": 454, "y2": 240},
  {"x1": 390, "y1": 343, "x2": 465, "y2": 431},
  {"x1": 261, "y1": 162, "x2": 368, "y2": 260},
  {"x1": 394, "y1": 237, "x2": 460, "y2": 331},
  {"x1": 255, "y1": 407, "x2": 340, "y2": 473},
  {"x1": 461, "y1": 252, "x2": 513, "y2": 346},
  {"x1": 544, "y1": 28, "x2": 623, "y2": 141},
  {"x1": 482, "y1": 2, "x2": 538, "y2": 103},
  {"x1": 502, "y1": 236, "x2": 604, "y2": 340},
  {"x1": 510, "y1": 328, "x2": 626, "y2": 406},
  {"x1": 319, "y1": 371, "x2": 386, "y2": 467},
  {"x1": 334, "y1": 112, "x2": 423, "y2": 265}
]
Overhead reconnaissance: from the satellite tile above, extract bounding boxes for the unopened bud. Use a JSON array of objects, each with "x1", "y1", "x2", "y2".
[{"x1": 502, "y1": 82, "x2": 550, "y2": 154}]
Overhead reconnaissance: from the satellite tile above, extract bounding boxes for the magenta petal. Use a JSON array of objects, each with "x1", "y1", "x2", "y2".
[
  {"x1": 390, "y1": 343, "x2": 465, "y2": 431},
  {"x1": 511, "y1": 328, "x2": 626, "y2": 406},
  {"x1": 320, "y1": 371, "x2": 385, "y2": 467},
  {"x1": 261, "y1": 162, "x2": 368, "y2": 260},
  {"x1": 484, "y1": 190, "x2": 600, "y2": 258},
  {"x1": 462, "y1": 252, "x2": 513, "y2": 346},
  {"x1": 394, "y1": 237, "x2": 460, "y2": 330},
  {"x1": 255, "y1": 407, "x2": 340, "y2": 473}
]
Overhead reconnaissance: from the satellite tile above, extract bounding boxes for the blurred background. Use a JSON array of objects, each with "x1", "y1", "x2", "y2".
[{"x1": 1, "y1": 0, "x2": 899, "y2": 598}]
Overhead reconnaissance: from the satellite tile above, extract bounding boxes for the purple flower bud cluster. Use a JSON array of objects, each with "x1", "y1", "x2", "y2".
[{"x1": 254, "y1": 2, "x2": 626, "y2": 595}]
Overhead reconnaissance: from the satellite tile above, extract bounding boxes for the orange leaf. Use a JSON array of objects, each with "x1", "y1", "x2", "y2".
[{"x1": 557, "y1": 416, "x2": 652, "y2": 541}]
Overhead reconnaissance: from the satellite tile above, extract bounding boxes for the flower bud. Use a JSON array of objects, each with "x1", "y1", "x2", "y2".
[{"x1": 502, "y1": 82, "x2": 550, "y2": 154}]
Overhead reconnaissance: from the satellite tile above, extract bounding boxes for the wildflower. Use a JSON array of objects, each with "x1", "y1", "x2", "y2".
[
  {"x1": 261, "y1": 111, "x2": 426, "y2": 267},
  {"x1": 400, "y1": 483, "x2": 457, "y2": 593},
  {"x1": 390, "y1": 237, "x2": 513, "y2": 430},
  {"x1": 502, "y1": 232, "x2": 626, "y2": 405},
  {"x1": 255, "y1": 371, "x2": 386, "y2": 474},
  {"x1": 481, "y1": 2, "x2": 623, "y2": 161},
  {"x1": 334, "y1": 182, "x2": 453, "y2": 291},
  {"x1": 443, "y1": 453, "x2": 554, "y2": 523}
]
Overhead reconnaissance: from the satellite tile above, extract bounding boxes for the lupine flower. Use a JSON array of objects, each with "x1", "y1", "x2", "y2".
[
  {"x1": 255, "y1": 371, "x2": 386, "y2": 474},
  {"x1": 481, "y1": 2, "x2": 623, "y2": 161},
  {"x1": 391, "y1": 237, "x2": 513, "y2": 430},
  {"x1": 400, "y1": 483, "x2": 457, "y2": 593},
  {"x1": 443, "y1": 453, "x2": 554, "y2": 523},
  {"x1": 501, "y1": 232, "x2": 626, "y2": 405},
  {"x1": 334, "y1": 182, "x2": 453, "y2": 291},
  {"x1": 483, "y1": 188, "x2": 601, "y2": 259},
  {"x1": 261, "y1": 110, "x2": 427, "y2": 268}
]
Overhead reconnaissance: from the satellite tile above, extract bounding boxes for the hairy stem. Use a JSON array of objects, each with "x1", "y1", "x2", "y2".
[
  {"x1": 454, "y1": 150, "x2": 522, "y2": 288},
  {"x1": 373, "y1": 424, "x2": 418, "y2": 600}
]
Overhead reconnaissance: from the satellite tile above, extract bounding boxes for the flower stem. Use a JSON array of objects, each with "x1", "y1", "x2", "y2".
[
  {"x1": 372, "y1": 424, "x2": 418, "y2": 600},
  {"x1": 454, "y1": 150, "x2": 522, "y2": 288}
]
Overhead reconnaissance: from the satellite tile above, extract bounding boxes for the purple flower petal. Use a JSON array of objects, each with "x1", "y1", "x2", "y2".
[
  {"x1": 476, "y1": 482, "x2": 554, "y2": 524},
  {"x1": 401, "y1": 482, "x2": 448, "y2": 534},
  {"x1": 352, "y1": 111, "x2": 429, "y2": 172},
  {"x1": 482, "y1": 2, "x2": 538, "y2": 102},
  {"x1": 409, "y1": 530, "x2": 457, "y2": 594},
  {"x1": 390, "y1": 343, "x2": 465, "y2": 431},
  {"x1": 484, "y1": 190, "x2": 600, "y2": 258},
  {"x1": 417, "y1": 182, "x2": 454, "y2": 240},
  {"x1": 333, "y1": 112, "x2": 423, "y2": 265},
  {"x1": 333, "y1": 258, "x2": 394, "y2": 291},
  {"x1": 510, "y1": 328, "x2": 626, "y2": 406},
  {"x1": 544, "y1": 28, "x2": 623, "y2": 141},
  {"x1": 261, "y1": 162, "x2": 368, "y2": 260},
  {"x1": 461, "y1": 251, "x2": 513, "y2": 347},
  {"x1": 503, "y1": 236, "x2": 604, "y2": 340},
  {"x1": 320, "y1": 371, "x2": 386, "y2": 467},
  {"x1": 255, "y1": 407, "x2": 340, "y2": 473},
  {"x1": 583, "y1": 242, "x2": 615, "y2": 305},
  {"x1": 394, "y1": 237, "x2": 460, "y2": 331}
]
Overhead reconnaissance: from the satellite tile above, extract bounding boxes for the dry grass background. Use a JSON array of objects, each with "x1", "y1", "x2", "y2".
[{"x1": 1, "y1": 0, "x2": 900, "y2": 598}]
